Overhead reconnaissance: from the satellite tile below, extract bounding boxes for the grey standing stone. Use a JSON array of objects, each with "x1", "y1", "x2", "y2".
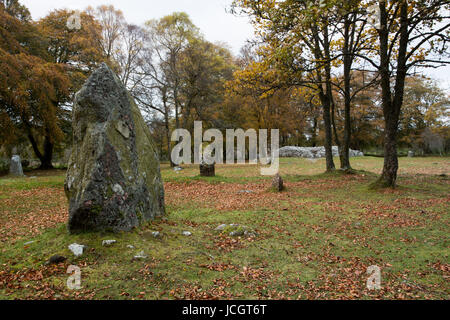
[
  {"x1": 10, "y1": 155, "x2": 24, "y2": 176},
  {"x1": 272, "y1": 173, "x2": 284, "y2": 192},
  {"x1": 65, "y1": 63, "x2": 165, "y2": 233},
  {"x1": 408, "y1": 151, "x2": 415, "y2": 158}
]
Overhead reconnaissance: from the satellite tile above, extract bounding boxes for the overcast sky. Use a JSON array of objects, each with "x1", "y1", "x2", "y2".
[
  {"x1": 21, "y1": 0, "x2": 450, "y2": 90},
  {"x1": 21, "y1": 0, "x2": 255, "y2": 55}
]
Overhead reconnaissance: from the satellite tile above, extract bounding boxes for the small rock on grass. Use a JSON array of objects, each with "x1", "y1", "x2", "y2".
[
  {"x1": 102, "y1": 240, "x2": 117, "y2": 247},
  {"x1": 133, "y1": 251, "x2": 148, "y2": 260},
  {"x1": 215, "y1": 224, "x2": 228, "y2": 231},
  {"x1": 182, "y1": 231, "x2": 192, "y2": 236},
  {"x1": 152, "y1": 231, "x2": 163, "y2": 239},
  {"x1": 68, "y1": 243, "x2": 86, "y2": 257},
  {"x1": 46, "y1": 255, "x2": 67, "y2": 265},
  {"x1": 215, "y1": 224, "x2": 257, "y2": 238}
]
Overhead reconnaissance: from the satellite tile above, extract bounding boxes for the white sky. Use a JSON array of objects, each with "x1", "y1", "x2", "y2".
[
  {"x1": 21, "y1": 0, "x2": 450, "y2": 90},
  {"x1": 21, "y1": 0, "x2": 255, "y2": 55}
]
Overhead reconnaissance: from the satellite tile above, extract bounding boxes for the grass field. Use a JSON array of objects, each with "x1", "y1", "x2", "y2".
[{"x1": 0, "y1": 157, "x2": 448, "y2": 300}]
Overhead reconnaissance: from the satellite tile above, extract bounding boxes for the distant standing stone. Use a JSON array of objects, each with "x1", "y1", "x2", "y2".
[
  {"x1": 272, "y1": 173, "x2": 284, "y2": 192},
  {"x1": 65, "y1": 63, "x2": 165, "y2": 233},
  {"x1": 408, "y1": 151, "x2": 415, "y2": 158},
  {"x1": 200, "y1": 162, "x2": 215, "y2": 177},
  {"x1": 10, "y1": 155, "x2": 24, "y2": 176}
]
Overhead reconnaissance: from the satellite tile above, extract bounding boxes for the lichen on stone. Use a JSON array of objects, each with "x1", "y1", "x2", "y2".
[{"x1": 65, "y1": 63, "x2": 165, "y2": 233}]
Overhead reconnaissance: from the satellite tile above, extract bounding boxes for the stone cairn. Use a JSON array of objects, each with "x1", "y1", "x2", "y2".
[{"x1": 65, "y1": 63, "x2": 165, "y2": 233}]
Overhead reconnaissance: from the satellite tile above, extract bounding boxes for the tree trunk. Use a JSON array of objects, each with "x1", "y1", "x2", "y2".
[
  {"x1": 378, "y1": 117, "x2": 399, "y2": 187},
  {"x1": 322, "y1": 96, "x2": 336, "y2": 172},
  {"x1": 27, "y1": 131, "x2": 54, "y2": 170},
  {"x1": 311, "y1": 116, "x2": 318, "y2": 147},
  {"x1": 374, "y1": 1, "x2": 408, "y2": 188},
  {"x1": 39, "y1": 136, "x2": 54, "y2": 170},
  {"x1": 341, "y1": 55, "x2": 352, "y2": 171},
  {"x1": 331, "y1": 100, "x2": 343, "y2": 167},
  {"x1": 340, "y1": 13, "x2": 353, "y2": 171},
  {"x1": 164, "y1": 113, "x2": 174, "y2": 167}
]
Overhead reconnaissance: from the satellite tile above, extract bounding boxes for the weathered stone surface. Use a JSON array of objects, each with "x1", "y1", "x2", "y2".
[
  {"x1": 278, "y1": 146, "x2": 364, "y2": 159},
  {"x1": 65, "y1": 63, "x2": 165, "y2": 233},
  {"x1": 272, "y1": 173, "x2": 284, "y2": 192},
  {"x1": 199, "y1": 162, "x2": 215, "y2": 177},
  {"x1": 10, "y1": 155, "x2": 24, "y2": 176}
]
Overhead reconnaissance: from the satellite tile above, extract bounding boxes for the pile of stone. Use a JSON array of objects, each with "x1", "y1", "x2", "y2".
[{"x1": 278, "y1": 146, "x2": 364, "y2": 159}]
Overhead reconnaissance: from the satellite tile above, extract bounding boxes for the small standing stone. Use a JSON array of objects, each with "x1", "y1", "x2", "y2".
[
  {"x1": 9, "y1": 155, "x2": 24, "y2": 176},
  {"x1": 199, "y1": 162, "x2": 215, "y2": 177},
  {"x1": 408, "y1": 151, "x2": 415, "y2": 158},
  {"x1": 272, "y1": 173, "x2": 284, "y2": 192}
]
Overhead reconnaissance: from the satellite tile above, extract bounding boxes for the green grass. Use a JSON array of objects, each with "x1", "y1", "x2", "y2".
[{"x1": 0, "y1": 157, "x2": 448, "y2": 300}]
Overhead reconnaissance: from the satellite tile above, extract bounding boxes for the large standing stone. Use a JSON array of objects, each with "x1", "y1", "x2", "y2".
[
  {"x1": 9, "y1": 155, "x2": 24, "y2": 176},
  {"x1": 65, "y1": 63, "x2": 165, "y2": 233}
]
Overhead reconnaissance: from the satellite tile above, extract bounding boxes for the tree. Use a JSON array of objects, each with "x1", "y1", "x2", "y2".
[
  {"x1": 400, "y1": 77, "x2": 449, "y2": 152},
  {"x1": 177, "y1": 38, "x2": 235, "y2": 131},
  {"x1": 363, "y1": 0, "x2": 450, "y2": 187},
  {"x1": 0, "y1": 2, "x2": 72, "y2": 169},
  {"x1": 86, "y1": 5, "x2": 125, "y2": 61},
  {"x1": 231, "y1": 0, "x2": 342, "y2": 171},
  {"x1": 145, "y1": 13, "x2": 199, "y2": 130}
]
